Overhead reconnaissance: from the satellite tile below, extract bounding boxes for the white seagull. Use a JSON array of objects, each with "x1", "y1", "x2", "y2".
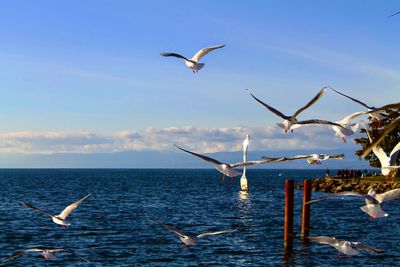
[
  {"x1": 246, "y1": 88, "x2": 343, "y2": 133},
  {"x1": 148, "y1": 219, "x2": 237, "y2": 248},
  {"x1": 262, "y1": 154, "x2": 345, "y2": 165},
  {"x1": 21, "y1": 194, "x2": 91, "y2": 228},
  {"x1": 240, "y1": 135, "x2": 250, "y2": 191},
  {"x1": 308, "y1": 236, "x2": 384, "y2": 258},
  {"x1": 306, "y1": 188, "x2": 400, "y2": 219},
  {"x1": 331, "y1": 111, "x2": 366, "y2": 143},
  {"x1": 329, "y1": 86, "x2": 400, "y2": 127},
  {"x1": 365, "y1": 127, "x2": 400, "y2": 177},
  {"x1": 174, "y1": 144, "x2": 271, "y2": 182},
  {"x1": 160, "y1": 44, "x2": 225, "y2": 73},
  {"x1": 2, "y1": 248, "x2": 89, "y2": 263}
]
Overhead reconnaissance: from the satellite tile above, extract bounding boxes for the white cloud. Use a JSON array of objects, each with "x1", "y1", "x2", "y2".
[{"x1": 0, "y1": 125, "x2": 350, "y2": 154}]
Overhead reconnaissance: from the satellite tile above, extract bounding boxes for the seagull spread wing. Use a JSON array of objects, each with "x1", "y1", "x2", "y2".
[
  {"x1": 148, "y1": 218, "x2": 188, "y2": 239},
  {"x1": 21, "y1": 201, "x2": 55, "y2": 218},
  {"x1": 362, "y1": 117, "x2": 400, "y2": 158},
  {"x1": 196, "y1": 229, "x2": 237, "y2": 239},
  {"x1": 230, "y1": 159, "x2": 277, "y2": 168},
  {"x1": 365, "y1": 128, "x2": 390, "y2": 166},
  {"x1": 292, "y1": 87, "x2": 327, "y2": 118},
  {"x1": 191, "y1": 44, "x2": 225, "y2": 62},
  {"x1": 389, "y1": 11, "x2": 400, "y2": 17},
  {"x1": 328, "y1": 154, "x2": 345, "y2": 160},
  {"x1": 370, "y1": 102, "x2": 400, "y2": 113},
  {"x1": 374, "y1": 189, "x2": 400, "y2": 203},
  {"x1": 389, "y1": 141, "x2": 400, "y2": 166},
  {"x1": 57, "y1": 194, "x2": 90, "y2": 220},
  {"x1": 160, "y1": 53, "x2": 191, "y2": 62},
  {"x1": 307, "y1": 236, "x2": 338, "y2": 246},
  {"x1": 351, "y1": 242, "x2": 384, "y2": 253},
  {"x1": 338, "y1": 111, "x2": 367, "y2": 124},
  {"x1": 296, "y1": 119, "x2": 342, "y2": 127},
  {"x1": 329, "y1": 86, "x2": 373, "y2": 109},
  {"x1": 246, "y1": 89, "x2": 290, "y2": 120},
  {"x1": 306, "y1": 191, "x2": 377, "y2": 205},
  {"x1": 174, "y1": 144, "x2": 224, "y2": 166},
  {"x1": 3, "y1": 248, "x2": 46, "y2": 262}
]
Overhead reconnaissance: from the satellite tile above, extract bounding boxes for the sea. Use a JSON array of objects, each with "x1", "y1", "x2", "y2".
[{"x1": 0, "y1": 169, "x2": 398, "y2": 266}]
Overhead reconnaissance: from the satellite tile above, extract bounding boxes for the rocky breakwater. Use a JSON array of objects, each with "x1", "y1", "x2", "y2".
[{"x1": 295, "y1": 177, "x2": 400, "y2": 194}]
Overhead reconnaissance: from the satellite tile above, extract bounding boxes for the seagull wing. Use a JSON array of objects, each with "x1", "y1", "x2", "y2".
[
  {"x1": 365, "y1": 128, "x2": 390, "y2": 166},
  {"x1": 21, "y1": 201, "x2": 55, "y2": 218},
  {"x1": 328, "y1": 154, "x2": 345, "y2": 160},
  {"x1": 307, "y1": 236, "x2": 338, "y2": 246},
  {"x1": 375, "y1": 189, "x2": 400, "y2": 203},
  {"x1": 338, "y1": 111, "x2": 367, "y2": 124},
  {"x1": 57, "y1": 194, "x2": 90, "y2": 220},
  {"x1": 160, "y1": 53, "x2": 191, "y2": 62},
  {"x1": 191, "y1": 44, "x2": 225, "y2": 62},
  {"x1": 3, "y1": 249, "x2": 45, "y2": 262},
  {"x1": 351, "y1": 242, "x2": 384, "y2": 253},
  {"x1": 230, "y1": 159, "x2": 278, "y2": 168},
  {"x1": 306, "y1": 191, "x2": 377, "y2": 205},
  {"x1": 389, "y1": 141, "x2": 400, "y2": 166},
  {"x1": 371, "y1": 102, "x2": 400, "y2": 113},
  {"x1": 329, "y1": 87, "x2": 372, "y2": 109},
  {"x1": 246, "y1": 89, "x2": 290, "y2": 119},
  {"x1": 148, "y1": 218, "x2": 188, "y2": 239},
  {"x1": 292, "y1": 87, "x2": 327, "y2": 118},
  {"x1": 296, "y1": 119, "x2": 342, "y2": 127},
  {"x1": 361, "y1": 117, "x2": 400, "y2": 158},
  {"x1": 389, "y1": 11, "x2": 400, "y2": 17},
  {"x1": 261, "y1": 156, "x2": 308, "y2": 162},
  {"x1": 56, "y1": 249, "x2": 90, "y2": 262},
  {"x1": 174, "y1": 144, "x2": 223, "y2": 165},
  {"x1": 196, "y1": 229, "x2": 237, "y2": 239}
]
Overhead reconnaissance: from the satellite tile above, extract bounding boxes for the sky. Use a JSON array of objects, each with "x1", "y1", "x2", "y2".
[{"x1": 0, "y1": 1, "x2": 399, "y2": 166}]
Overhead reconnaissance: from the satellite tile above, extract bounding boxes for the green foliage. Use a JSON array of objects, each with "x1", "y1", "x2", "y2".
[{"x1": 354, "y1": 109, "x2": 400, "y2": 168}]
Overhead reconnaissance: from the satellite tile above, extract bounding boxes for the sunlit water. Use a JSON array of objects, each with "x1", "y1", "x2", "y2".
[{"x1": 0, "y1": 169, "x2": 398, "y2": 266}]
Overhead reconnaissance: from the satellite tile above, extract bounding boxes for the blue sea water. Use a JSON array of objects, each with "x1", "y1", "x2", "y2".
[{"x1": 0, "y1": 169, "x2": 398, "y2": 266}]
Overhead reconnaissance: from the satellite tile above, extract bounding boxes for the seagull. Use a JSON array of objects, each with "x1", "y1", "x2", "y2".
[
  {"x1": 240, "y1": 135, "x2": 250, "y2": 191},
  {"x1": 331, "y1": 111, "x2": 366, "y2": 143},
  {"x1": 364, "y1": 127, "x2": 400, "y2": 177},
  {"x1": 148, "y1": 218, "x2": 237, "y2": 248},
  {"x1": 329, "y1": 86, "x2": 400, "y2": 127},
  {"x1": 306, "y1": 188, "x2": 400, "y2": 219},
  {"x1": 308, "y1": 236, "x2": 384, "y2": 258},
  {"x1": 174, "y1": 144, "x2": 273, "y2": 182},
  {"x1": 261, "y1": 154, "x2": 345, "y2": 165},
  {"x1": 389, "y1": 11, "x2": 400, "y2": 17},
  {"x1": 2, "y1": 248, "x2": 89, "y2": 263},
  {"x1": 246, "y1": 88, "x2": 343, "y2": 133},
  {"x1": 160, "y1": 44, "x2": 225, "y2": 73},
  {"x1": 21, "y1": 194, "x2": 91, "y2": 228},
  {"x1": 361, "y1": 116, "x2": 400, "y2": 159}
]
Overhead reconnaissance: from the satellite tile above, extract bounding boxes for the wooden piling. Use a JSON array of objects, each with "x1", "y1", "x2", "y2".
[
  {"x1": 301, "y1": 179, "x2": 311, "y2": 238},
  {"x1": 284, "y1": 179, "x2": 294, "y2": 251}
]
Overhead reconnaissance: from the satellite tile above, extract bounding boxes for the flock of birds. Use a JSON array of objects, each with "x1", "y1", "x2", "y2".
[{"x1": 2, "y1": 43, "x2": 400, "y2": 264}]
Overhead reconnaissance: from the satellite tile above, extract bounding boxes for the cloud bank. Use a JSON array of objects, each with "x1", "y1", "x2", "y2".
[{"x1": 0, "y1": 125, "x2": 352, "y2": 155}]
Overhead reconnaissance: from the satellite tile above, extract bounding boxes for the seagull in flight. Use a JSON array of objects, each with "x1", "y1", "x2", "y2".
[
  {"x1": 331, "y1": 111, "x2": 366, "y2": 143},
  {"x1": 240, "y1": 135, "x2": 250, "y2": 191},
  {"x1": 364, "y1": 127, "x2": 400, "y2": 177},
  {"x1": 148, "y1": 218, "x2": 237, "y2": 248},
  {"x1": 2, "y1": 248, "x2": 89, "y2": 263},
  {"x1": 261, "y1": 154, "x2": 344, "y2": 165},
  {"x1": 161, "y1": 44, "x2": 225, "y2": 73},
  {"x1": 246, "y1": 88, "x2": 342, "y2": 133},
  {"x1": 308, "y1": 236, "x2": 384, "y2": 258},
  {"x1": 306, "y1": 188, "x2": 400, "y2": 219},
  {"x1": 329, "y1": 86, "x2": 400, "y2": 127},
  {"x1": 21, "y1": 194, "x2": 91, "y2": 228},
  {"x1": 174, "y1": 144, "x2": 273, "y2": 182}
]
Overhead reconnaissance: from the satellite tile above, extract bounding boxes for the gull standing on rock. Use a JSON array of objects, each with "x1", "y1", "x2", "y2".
[
  {"x1": 148, "y1": 219, "x2": 237, "y2": 248},
  {"x1": 21, "y1": 194, "x2": 91, "y2": 228},
  {"x1": 246, "y1": 88, "x2": 343, "y2": 133},
  {"x1": 160, "y1": 44, "x2": 225, "y2": 73},
  {"x1": 308, "y1": 236, "x2": 383, "y2": 258}
]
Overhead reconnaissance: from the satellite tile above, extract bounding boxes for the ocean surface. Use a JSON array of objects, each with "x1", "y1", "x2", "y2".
[{"x1": 0, "y1": 169, "x2": 398, "y2": 266}]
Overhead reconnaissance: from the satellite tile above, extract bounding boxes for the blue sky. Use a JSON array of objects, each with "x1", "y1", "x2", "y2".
[{"x1": 0, "y1": 1, "x2": 399, "y2": 161}]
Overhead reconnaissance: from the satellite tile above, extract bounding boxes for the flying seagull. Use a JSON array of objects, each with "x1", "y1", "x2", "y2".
[
  {"x1": 329, "y1": 86, "x2": 400, "y2": 126},
  {"x1": 174, "y1": 144, "x2": 274, "y2": 182},
  {"x1": 160, "y1": 44, "x2": 225, "y2": 73},
  {"x1": 148, "y1": 218, "x2": 237, "y2": 248},
  {"x1": 240, "y1": 135, "x2": 250, "y2": 191},
  {"x1": 306, "y1": 188, "x2": 400, "y2": 219},
  {"x1": 2, "y1": 248, "x2": 89, "y2": 263},
  {"x1": 261, "y1": 154, "x2": 344, "y2": 165},
  {"x1": 21, "y1": 194, "x2": 91, "y2": 228},
  {"x1": 361, "y1": 116, "x2": 400, "y2": 159},
  {"x1": 308, "y1": 236, "x2": 383, "y2": 258},
  {"x1": 246, "y1": 88, "x2": 343, "y2": 133},
  {"x1": 331, "y1": 111, "x2": 366, "y2": 143},
  {"x1": 364, "y1": 127, "x2": 400, "y2": 177}
]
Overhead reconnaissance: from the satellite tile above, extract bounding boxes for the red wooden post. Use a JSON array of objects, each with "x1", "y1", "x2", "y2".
[
  {"x1": 301, "y1": 179, "x2": 312, "y2": 238},
  {"x1": 284, "y1": 179, "x2": 294, "y2": 251}
]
